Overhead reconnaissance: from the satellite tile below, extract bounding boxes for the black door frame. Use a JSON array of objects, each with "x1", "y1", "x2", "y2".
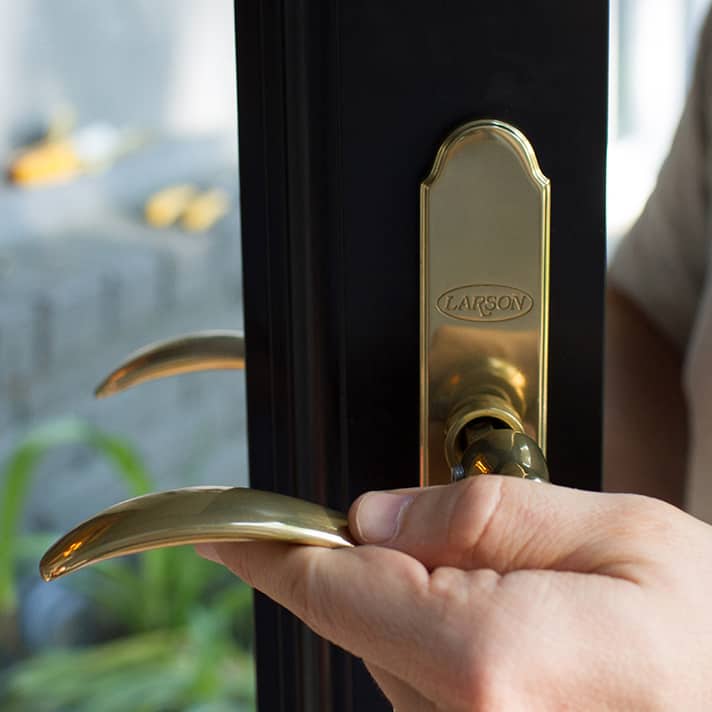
[{"x1": 235, "y1": 2, "x2": 608, "y2": 709}]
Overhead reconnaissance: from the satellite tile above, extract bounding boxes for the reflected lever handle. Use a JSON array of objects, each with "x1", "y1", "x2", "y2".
[{"x1": 94, "y1": 329, "x2": 245, "y2": 397}]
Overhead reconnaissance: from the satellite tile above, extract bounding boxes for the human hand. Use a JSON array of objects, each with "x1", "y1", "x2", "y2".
[{"x1": 197, "y1": 477, "x2": 712, "y2": 710}]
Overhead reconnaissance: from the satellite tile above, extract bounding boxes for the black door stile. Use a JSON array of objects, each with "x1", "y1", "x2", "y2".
[{"x1": 236, "y1": 2, "x2": 608, "y2": 709}]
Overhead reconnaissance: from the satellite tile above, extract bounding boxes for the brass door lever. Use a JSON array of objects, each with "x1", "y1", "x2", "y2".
[{"x1": 40, "y1": 486, "x2": 352, "y2": 582}]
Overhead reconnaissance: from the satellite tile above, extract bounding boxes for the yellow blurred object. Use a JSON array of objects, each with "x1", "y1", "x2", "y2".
[
  {"x1": 8, "y1": 110, "x2": 147, "y2": 187},
  {"x1": 180, "y1": 188, "x2": 230, "y2": 232},
  {"x1": 8, "y1": 140, "x2": 82, "y2": 186},
  {"x1": 144, "y1": 184, "x2": 198, "y2": 228}
]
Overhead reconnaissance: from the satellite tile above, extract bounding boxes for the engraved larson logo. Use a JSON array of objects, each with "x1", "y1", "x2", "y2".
[{"x1": 436, "y1": 284, "x2": 533, "y2": 322}]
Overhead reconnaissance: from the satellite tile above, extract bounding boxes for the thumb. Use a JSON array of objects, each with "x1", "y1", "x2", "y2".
[{"x1": 349, "y1": 476, "x2": 657, "y2": 574}]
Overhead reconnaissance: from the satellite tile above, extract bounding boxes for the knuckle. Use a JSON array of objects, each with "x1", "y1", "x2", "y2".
[
  {"x1": 284, "y1": 552, "x2": 344, "y2": 640},
  {"x1": 226, "y1": 544, "x2": 258, "y2": 588},
  {"x1": 627, "y1": 493, "x2": 667, "y2": 517},
  {"x1": 426, "y1": 567, "x2": 512, "y2": 710},
  {"x1": 448, "y1": 476, "x2": 505, "y2": 560},
  {"x1": 284, "y1": 555, "x2": 311, "y2": 615},
  {"x1": 427, "y1": 566, "x2": 467, "y2": 624},
  {"x1": 456, "y1": 644, "x2": 514, "y2": 711},
  {"x1": 616, "y1": 493, "x2": 679, "y2": 539},
  {"x1": 275, "y1": 551, "x2": 324, "y2": 629}
]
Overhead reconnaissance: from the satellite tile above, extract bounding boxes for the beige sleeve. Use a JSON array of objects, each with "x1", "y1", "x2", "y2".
[{"x1": 609, "y1": 14, "x2": 712, "y2": 350}]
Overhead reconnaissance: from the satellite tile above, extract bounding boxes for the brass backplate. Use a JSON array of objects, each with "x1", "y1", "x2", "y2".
[{"x1": 420, "y1": 120, "x2": 550, "y2": 486}]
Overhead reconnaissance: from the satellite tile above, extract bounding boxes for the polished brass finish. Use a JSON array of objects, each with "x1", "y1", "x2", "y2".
[
  {"x1": 40, "y1": 487, "x2": 353, "y2": 581},
  {"x1": 95, "y1": 330, "x2": 245, "y2": 398},
  {"x1": 443, "y1": 391, "x2": 525, "y2": 470},
  {"x1": 421, "y1": 120, "x2": 550, "y2": 485},
  {"x1": 459, "y1": 427, "x2": 549, "y2": 482}
]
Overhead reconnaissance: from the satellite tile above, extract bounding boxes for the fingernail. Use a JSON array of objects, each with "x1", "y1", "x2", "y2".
[{"x1": 355, "y1": 492, "x2": 413, "y2": 543}]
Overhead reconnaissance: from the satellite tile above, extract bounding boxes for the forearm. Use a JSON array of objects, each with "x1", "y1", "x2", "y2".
[{"x1": 603, "y1": 284, "x2": 688, "y2": 505}]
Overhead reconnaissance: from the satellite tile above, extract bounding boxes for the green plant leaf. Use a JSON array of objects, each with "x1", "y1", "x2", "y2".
[
  {"x1": 1, "y1": 621, "x2": 256, "y2": 711},
  {"x1": 0, "y1": 418, "x2": 154, "y2": 614},
  {"x1": 0, "y1": 416, "x2": 256, "y2": 712}
]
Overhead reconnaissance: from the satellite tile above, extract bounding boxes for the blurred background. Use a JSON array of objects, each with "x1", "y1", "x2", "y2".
[
  {"x1": 0, "y1": 1, "x2": 254, "y2": 710},
  {"x1": 608, "y1": 0, "x2": 712, "y2": 250},
  {"x1": 0, "y1": 1, "x2": 710, "y2": 710}
]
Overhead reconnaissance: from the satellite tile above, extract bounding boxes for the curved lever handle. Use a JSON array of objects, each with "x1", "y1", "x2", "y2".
[
  {"x1": 95, "y1": 330, "x2": 244, "y2": 398},
  {"x1": 40, "y1": 487, "x2": 353, "y2": 582}
]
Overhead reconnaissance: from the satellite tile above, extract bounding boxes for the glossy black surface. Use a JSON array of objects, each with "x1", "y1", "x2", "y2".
[{"x1": 236, "y1": 2, "x2": 608, "y2": 710}]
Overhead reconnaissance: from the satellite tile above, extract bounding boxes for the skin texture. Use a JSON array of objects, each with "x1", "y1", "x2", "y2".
[
  {"x1": 197, "y1": 476, "x2": 712, "y2": 710},
  {"x1": 604, "y1": 286, "x2": 688, "y2": 506}
]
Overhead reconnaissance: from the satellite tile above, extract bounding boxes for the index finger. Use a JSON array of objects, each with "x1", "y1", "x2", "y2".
[{"x1": 201, "y1": 540, "x2": 496, "y2": 704}]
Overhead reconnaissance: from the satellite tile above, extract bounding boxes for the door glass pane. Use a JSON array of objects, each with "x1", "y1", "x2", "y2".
[{"x1": 0, "y1": 2, "x2": 254, "y2": 709}]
